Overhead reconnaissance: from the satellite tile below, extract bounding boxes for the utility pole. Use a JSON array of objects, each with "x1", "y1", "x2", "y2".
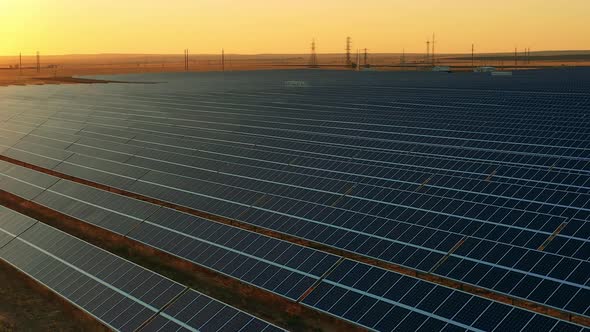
[
  {"x1": 401, "y1": 49, "x2": 406, "y2": 67},
  {"x1": 222, "y1": 49, "x2": 225, "y2": 72},
  {"x1": 356, "y1": 49, "x2": 360, "y2": 71},
  {"x1": 36, "y1": 51, "x2": 40, "y2": 73},
  {"x1": 432, "y1": 33, "x2": 435, "y2": 65},
  {"x1": 184, "y1": 49, "x2": 189, "y2": 71},
  {"x1": 514, "y1": 47, "x2": 518, "y2": 69},
  {"x1": 19, "y1": 53, "x2": 22, "y2": 76},
  {"x1": 473, "y1": 44, "x2": 476, "y2": 68},
  {"x1": 345, "y1": 37, "x2": 352, "y2": 67},
  {"x1": 363, "y1": 48, "x2": 368, "y2": 67},
  {"x1": 426, "y1": 40, "x2": 430, "y2": 65}
]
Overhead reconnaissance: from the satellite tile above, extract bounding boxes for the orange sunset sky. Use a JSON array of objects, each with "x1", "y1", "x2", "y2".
[{"x1": 1, "y1": 0, "x2": 588, "y2": 55}]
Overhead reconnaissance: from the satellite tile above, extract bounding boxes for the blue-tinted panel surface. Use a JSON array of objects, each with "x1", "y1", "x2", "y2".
[{"x1": 1, "y1": 69, "x2": 589, "y2": 330}]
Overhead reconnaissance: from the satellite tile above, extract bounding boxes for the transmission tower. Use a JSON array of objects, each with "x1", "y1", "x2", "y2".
[
  {"x1": 471, "y1": 44, "x2": 474, "y2": 69},
  {"x1": 431, "y1": 33, "x2": 436, "y2": 65},
  {"x1": 309, "y1": 39, "x2": 319, "y2": 68},
  {"x1": 345, "y1": 37, "x2": 352, "y2": 67},
  {"x1": 426, "y1": 40, "x2": 430, "y2": 64},
  {"x1": 401, "y1": 49, "x2": 406, "y2": 66}
]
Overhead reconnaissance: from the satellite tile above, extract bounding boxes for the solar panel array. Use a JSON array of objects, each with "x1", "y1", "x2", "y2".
[
  {"x1": 304, "y1": 259, "x2": 587, "y2": 332},
  {"x1": 0, "y1": 161, "x2": 340, "y2": 301},
  {"x1": 0, "y1": 207, "x2": 283, "y2": 332},
  {"x1": 1, "y1": 68, "x2": 589, "y2": 331},
  {"x1": 1, "y1": 159, "x2": 586, "y2": 332}
]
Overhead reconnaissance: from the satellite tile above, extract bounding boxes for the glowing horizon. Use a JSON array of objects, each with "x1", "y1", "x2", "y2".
[{"x1": 1, "y1": 0, "x2": 588, "y2": 56}]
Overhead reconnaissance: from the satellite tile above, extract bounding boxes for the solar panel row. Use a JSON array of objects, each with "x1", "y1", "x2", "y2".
[
  {"x1": 3, "y1": 88, "x2": 588, "y2": 215},
  {"x1": 0, "y1": 161, "x2": 340, "y2": 301},
  {"x1": 2, "y1": 163, "x2": 587, "y2": 331},
  {"x1": 0, "y1": 207, "x2": 282, "y2": 332},
  {"x1": 78, "y1": 67, "x2": 590, "y2": 93},
  {"x1": 1, "y1": 69, "x2": 589, "y2": 331},
  {"x1": 304, "y1": 259, "x2": 587, "y2": 332},
  {"x1": 0, "y1": 96, "x2": 587, "y2": 318},
  {"x1": 1, "y1": 100, "x2": 588, "y2": 188},
  {"x1": 3, "y1": 119, "x2": 587, "y2": 258}
]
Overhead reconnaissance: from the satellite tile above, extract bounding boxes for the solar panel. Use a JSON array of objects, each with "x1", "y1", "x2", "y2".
[
  {"x1": 1, "y1": 68, "x2": 589, "y2": 330},
  {"x1": 0, "y1": 163, "x2": 340, "y2": 302},
  {"x1": 0, "y1": 208, "x2": 283, "y2": 332},
  {"x1": 142, "y1": 290, "x2": 284, "y2": 332},
  {"x1": 0, "y1": 206, "x2": 37, "y2": 247},
  {"x1": 0, "y1": 160, "x2": 59, "y2": 199},
  {"x1": 127, "y1": 207, "x2": 340, "y2": 300},
  {"x1": 302, "y1": 259, "x2": 587, "y2": 331},
  {"x1": 0, "y1": 210, "x2": 184, "y2": 331}
]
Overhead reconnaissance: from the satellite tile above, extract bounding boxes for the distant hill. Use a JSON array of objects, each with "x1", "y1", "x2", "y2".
[{"x1": 448, "y1": 51, "x2": 590, "y2": 61}]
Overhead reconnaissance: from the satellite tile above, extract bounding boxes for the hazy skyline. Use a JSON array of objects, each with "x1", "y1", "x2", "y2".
[{"x1": 1, "y1": 0, "x2": 589, "y2": 56}]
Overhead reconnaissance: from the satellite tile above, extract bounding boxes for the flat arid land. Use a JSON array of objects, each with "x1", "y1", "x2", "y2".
[{"x1": 1, "y1": 51, "x2": 589, "y2": 86}]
